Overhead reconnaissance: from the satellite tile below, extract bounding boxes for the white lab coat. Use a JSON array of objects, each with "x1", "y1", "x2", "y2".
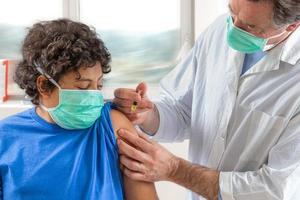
[{"x1": 153, "y1": 14, "x2": 300, "y2": 200}]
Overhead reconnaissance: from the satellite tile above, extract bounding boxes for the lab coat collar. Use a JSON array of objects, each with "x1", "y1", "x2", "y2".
[
  {"x1": 243, "y1": 43, "x2": 282, "y2": 76},
  {"x1": 240, "y1": 27, "x2": 300, "y2": 77},
  {"x1": 280, "y1": 26, "x2": 300, "y2": 65}
]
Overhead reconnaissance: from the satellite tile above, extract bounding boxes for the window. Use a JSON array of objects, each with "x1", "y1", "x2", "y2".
[
  {"x1": 0, "y1": 0, "x2": 63, "y2": 98},
  {"x1": 0, "y1": 0, "x2": 193, "y2": 99},
  {"x1": 194, "y1": 0, "x2": 227, "y2": 37},
  {"x1": 0, "y1": 0, "x2": 63, "y2": 59},
  {"x1": 79, "y1": 0, "x2": 193, "y2": 86}
]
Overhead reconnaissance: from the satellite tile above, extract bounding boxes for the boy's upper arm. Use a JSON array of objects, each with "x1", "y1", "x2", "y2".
[
  {"x1": 110, "y1": 109, "x2": 138, "y2": 139},
  {"x1": 110, "y1": 109, "x2": 158, "y2": 200}
]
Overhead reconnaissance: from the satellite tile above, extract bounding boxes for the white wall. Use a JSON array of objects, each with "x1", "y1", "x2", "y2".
[{"x1": 195, "y1": 0, "x2": 228, "y2": 39}]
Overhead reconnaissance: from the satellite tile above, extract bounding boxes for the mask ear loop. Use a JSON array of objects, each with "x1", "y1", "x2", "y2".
[
  {"x1": 33, "y1": 61, "x2": 61, "y2": 90},
  {"x1": 33, "y1": 61, "x2": 61, "y2": 111},
  {"x1": 263, "y1": 28, "x2": 292, "y2": 51}
]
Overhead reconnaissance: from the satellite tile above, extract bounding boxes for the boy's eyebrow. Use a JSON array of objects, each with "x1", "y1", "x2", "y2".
[
  {"x1": 77, "y1": 78, "x2": 92, "y2": 82},
  {"x1": 76, "y1": 74, "x2": 103, "y2": 82}
]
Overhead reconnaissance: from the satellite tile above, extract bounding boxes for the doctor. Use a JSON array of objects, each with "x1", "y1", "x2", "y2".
[{"x1": 114, "y1": 0, "x2": 300, "y2": 199}]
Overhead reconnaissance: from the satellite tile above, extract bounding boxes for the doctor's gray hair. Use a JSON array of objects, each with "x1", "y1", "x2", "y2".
[{"x1": 249, "y1": 0, "x2": 300, "y2": 27}]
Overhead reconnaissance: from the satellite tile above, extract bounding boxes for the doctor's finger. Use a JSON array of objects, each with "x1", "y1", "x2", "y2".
[
  {"x1": 114, "y1": 88, "x2": 141, "y2": 102},
  {"x1": 113, "y1": 100, "x2": 151, "y2": 114},
  {"x1": 126, "y1": 113, "x2": 139, "y2": 121},
  {"x1": 137, "y1": 99, "x2": 154, "y2": 110},
  {"x1": 113, "y1": 97, "x2": 153, "y2": 110},
  {"x1": 114, "y1": 106, "x2": 137, "y2": 115},
  {"x1": 123, "y1": 168, "x2": 148, "y2": 182},
  {"x1": 119, "y1": 155, "x2": 146, "y2": 173},
  {"x1": 117, "y1": 138, "x2": 151, "y2": 163},
  {"x1": 113, "y1": 98, "x2": 135, "y2": 108},
  {"x1": 137, "y1": 131, "x2": 154, "y2": 144},
  {"x1": 118, "y1": 129, "x2": 154, "y2": 153}
]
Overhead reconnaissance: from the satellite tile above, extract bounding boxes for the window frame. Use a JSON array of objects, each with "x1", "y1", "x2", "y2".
[
  {"x1": 63, "y1": 0, "x2": 195, "y2": 99},
  {"x1": 64, "y1": 0, "x2": 195, "y2": 49},
  {"x1": 1, "y1": 0, "x2": 195, "y2": 104}
]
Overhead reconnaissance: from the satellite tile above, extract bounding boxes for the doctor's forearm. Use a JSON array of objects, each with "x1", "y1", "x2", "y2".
[
  {"x1": 139, "y1": 105, "x2": 160, "y2": 135},
  {"x1": 168, "y1": 157, "x2": 220, "y2": 200}
]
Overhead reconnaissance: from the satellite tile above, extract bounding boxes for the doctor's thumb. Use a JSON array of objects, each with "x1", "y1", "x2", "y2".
[{"x1": 136, "y1": 82, "x2": 148, "y2": 97}]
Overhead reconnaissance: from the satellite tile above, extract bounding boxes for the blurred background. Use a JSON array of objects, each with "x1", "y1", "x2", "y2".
[{"x1": 0, "y1": 0, "x2": 227, "y2": 199}]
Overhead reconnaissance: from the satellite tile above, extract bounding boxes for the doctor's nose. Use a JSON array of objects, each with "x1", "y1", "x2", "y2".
[{"x1": 232, "y1": 16, "x2": 243, "y2": 29}]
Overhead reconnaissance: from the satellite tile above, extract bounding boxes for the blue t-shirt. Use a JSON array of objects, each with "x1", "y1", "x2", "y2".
[{"x1": 0, "y1": 102, "x2": 124, "y2": 200}]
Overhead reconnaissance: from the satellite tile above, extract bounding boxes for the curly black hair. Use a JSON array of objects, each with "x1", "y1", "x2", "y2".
[{"x1": 14, "y1": 18, "x2": 111, "y2": 105}]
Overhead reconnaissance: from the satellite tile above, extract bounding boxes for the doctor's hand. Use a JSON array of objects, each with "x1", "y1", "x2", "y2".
[
  {"x1": 117, "y1": 128, "x2": 179, "y2": 182},
  {"x1": 113, "y1": 82, "x2": 154, "y2": 125}
]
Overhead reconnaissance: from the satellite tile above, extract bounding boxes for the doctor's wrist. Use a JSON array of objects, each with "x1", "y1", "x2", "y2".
[
  {"x1": 139, "y1": 104, "x2": 160, "y2": 136},
  {"x1": 166, "y1": 156, "x2": 181, "y2": 181},
  {"x1": 167, "y1": 157, "x2": 220, "y2": 200}
]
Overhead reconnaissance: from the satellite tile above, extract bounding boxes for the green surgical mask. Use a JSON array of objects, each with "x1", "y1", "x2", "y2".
[
  {"x1": 36, "y1": 65, "x2": 104, "y2": 130},
  {"x1": 226, "y1": 16, "x2": 286, "y2": 53}
]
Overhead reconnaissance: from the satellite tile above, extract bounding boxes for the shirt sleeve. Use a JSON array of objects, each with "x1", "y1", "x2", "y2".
[{"x1": 219, "y1": 112, "x2": 300, "y2": 200}]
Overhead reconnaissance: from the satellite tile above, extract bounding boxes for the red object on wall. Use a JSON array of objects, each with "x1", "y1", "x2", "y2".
[{"x1": 2, "y1": 60, "x2": 9, "y2": 102}]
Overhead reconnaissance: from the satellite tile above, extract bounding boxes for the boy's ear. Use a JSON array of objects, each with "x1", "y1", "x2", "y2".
[{"x1": 36, "y1": 75, "x2": 52, "y2": 97}]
